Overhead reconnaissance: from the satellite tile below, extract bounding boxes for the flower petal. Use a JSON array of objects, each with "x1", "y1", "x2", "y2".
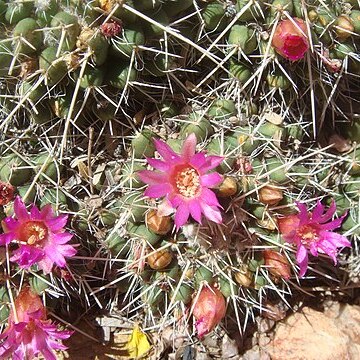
[
  {"x1": 144, "y1": 183, "x2": 172, "y2": 198},
  {"x1": 137, "y1": 170, "x2": 167, "y2": 185},
  {"x1": 318, "y1": 215, "x2": 346, "y2": 231},
  {"x1": 44, "y1": 246, "x2": 70, "y2": 268},
  {"x1": 189, "y1": 153, "x2": 207, "y2": 169},
  {"x1": 154, "y1": 139, "x2": 180, "y2": 162},
  {"x1": 40, "y1": 204, "x2": 54, "y2": 220},
  {"x1": 2, "y1": 217, "x2": 19, "y2": 232},
  {"x1": 11, "y1": 245, "x2": 44, "y2": 269},
  {"x1": 296, "y1": 244, "x2": 308, "y2": 277},
  {"x1": 14, "y1": 196, "x2": 29, "y2": 221},
  {"x1": 59, "y1": 244, "x2": 77, "y2": 258},
  {"x1": 46, "y1": 214, "x2": 68, "y2": 232},
  {"x1": 52, "y1": 233, "x2": 73, "y2": 245},
  {"x1": 319, "y1": 231, "x2": 351, "y2": 248},
  {"x1": 0, "y1": 233, "x2": 14, "y2": 245},
  {"x1": 316, "y1": 239, "x2": 338, "y2": 264},
  {"x1": 295, "y1": 202, "x2": 310, "y2": 224},
  {"x1": 309, "y1": 243, "x2": 318, "y2": 257},
  {"x1": 198, "y1": 156, "x2": 224, "y2": 173},
  {"x1": 174, "y1": 203, "x2": 190, "y2": 229},
  {"x1": 200, "y1": 172, "x2": 222, "y2": 187},
  {"x1": 200, "y1": 188, "x2": 221, "y2": 207},
  {"x1": 168, "y1": 194, "x2": 183, "y2": 208},
  {"x1": 157, "y1": 199, "x2": 174, "y2": 217},
  {"x1": 200, "y1": 202, "x2": 222, "y2": 224},
  {"x1": 311, "y1": 200, "x2": 325, "y2": 222},
  {"x1": 317, "y1": 200, "x2": 336, "y2": 223},
  {"x1": 189, "y1": 200, "x2": 202, "y2": 224},
  {"x1": 181, "y1": 133, "x2": 197, "y2": 160},
  {"x1": 37, "y1": 257, "x2": 54, "y2": 274},
  {"x1": 30, "y1": 206, "x2": 43, "y2": 220},
  {"x1": 146, "y1": 158, "x2": 170, "y2": 172}
]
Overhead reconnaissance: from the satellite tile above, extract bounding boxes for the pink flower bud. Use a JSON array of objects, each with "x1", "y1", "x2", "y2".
[
  {"x1": 192, "y1": 286, "x2": 226, "y2": 338},
  {"x1": 272, "y1": 18, "x2": 309, "y2": 61}
]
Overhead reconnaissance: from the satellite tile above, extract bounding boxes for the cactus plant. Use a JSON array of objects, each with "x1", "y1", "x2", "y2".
[{"x1": 0, "y1": 0, "x2": 358, "y2": 357}]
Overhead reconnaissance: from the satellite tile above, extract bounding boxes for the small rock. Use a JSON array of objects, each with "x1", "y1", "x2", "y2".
[
  {"x1": 324, "y1": 302, "x2": 360, "y2": 346},
  {"x1": 258, "y1": 335, "x2": 270, "y2": 348},
  {"x1": 221, "y1": 334, "x2": 239, "y2": 358},
  {"x1": 241, "y1": 346, "x2": 262, "y2": 360},
  {"x1": 259, "y1": 351, "x2": 271, "y2": 360},
  {"x1": 195, "y1": 352, "x2": 211, "y2": 360},
  {"x1": 265, "y1": 304, "x2": 360, "y2": 360},
  {"x1": 257, "y1": 318, "x2": 275, "y2": 333}
]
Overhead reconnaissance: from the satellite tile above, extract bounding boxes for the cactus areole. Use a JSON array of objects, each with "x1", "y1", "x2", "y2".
[
  {"x1": 138, "y1": 134, "x2": 224, "y2": 228},
  {"x1": 272, "y1": 18, "x2": 309, "y2": 61}
]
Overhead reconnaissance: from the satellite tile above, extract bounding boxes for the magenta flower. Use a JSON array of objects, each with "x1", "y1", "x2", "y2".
[
  {"x1": 278, "y1": 201, "x2": 351, "y2": 277},
  {"x1": 0, "y1": 196, "x2": 76, "y2": 274},
  {"x1": 138, "y1": 134, "x2": 224, "y2": 228},
  {"x1": 272, "y1": 18, "x2": 309, "y2": 61},
  {"x1": 0, "y1": 287, "x2": 72, "y2": 360}
]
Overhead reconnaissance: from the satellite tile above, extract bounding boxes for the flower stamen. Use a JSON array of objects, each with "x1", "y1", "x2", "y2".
[
  {"x1": 296, "y1": 225, "x2": 318, "y2": 244},
  {"x1": 19, "y1": 221, "x2": 48, "y2": 246},
  {"x1": 175, "y1": 167, "x2": 201, "y2": 198}
]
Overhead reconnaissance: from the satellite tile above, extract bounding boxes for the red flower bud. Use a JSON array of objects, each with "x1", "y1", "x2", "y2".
[
  {"x1": 0, "y1": 182, "x2": 15, "y2": 206},
  {"x1": 272, "y1": 18, "x2": 309, "y2": 61},
  {"x1": 101, "y1": 20, "x2": 122, "y2": 38},
  {"x1": 192, "y1": 286, "x2": 226, "y2": 338},
  {"x1": 264, "y1": 249, "x2": 291, "y2": 280}
]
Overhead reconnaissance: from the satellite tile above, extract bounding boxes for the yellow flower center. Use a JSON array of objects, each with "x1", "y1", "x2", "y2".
[
  {"x1": 175, "y1": 166, "x2": 201, "y2": 198},
  {"x1": 19, "y1": 221, "x2": 48, "y2": 246},
  {"x1": 296, "y1": 225, "x2": 318, "y2": 244}
]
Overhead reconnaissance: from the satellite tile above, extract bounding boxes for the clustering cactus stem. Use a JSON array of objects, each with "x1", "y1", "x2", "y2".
[{"x1": 0, "y1": 0, "x2": 358, "y2": 357}]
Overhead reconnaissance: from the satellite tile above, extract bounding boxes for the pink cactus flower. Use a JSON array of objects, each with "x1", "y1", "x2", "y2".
[
  {"x1": 192, "y1": 285, "x2": 226, "y2": 338},
  {"x1": 272, "y1": 18, "x2": 309, "y2": 61},
  {"x1": 138, "y1": 134, "x2": 224, "y2": 229},
  {"x1": 278, "y1": 201, "x2": 351, "y2": 277},
  {"x1": 0, "y1": 196, "x2": 76, "y2": 274},
  {"x1": 0, "y1": 287, "x2": 72, "y2": 360}
]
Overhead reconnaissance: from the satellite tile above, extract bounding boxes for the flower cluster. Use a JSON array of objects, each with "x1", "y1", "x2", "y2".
[
  {"x1": 138, "y1": 134, "x2": 224, "y2": 229},
  {"x1": 272, "y1": 18, "x2": 309, "y2": 61},
  {"x1": 278, "y1": 201, "x2": 351, "y2": 277},
  {"x1": 0, "y1": 287, "x2": 72, "y2": 360},
  {"x1": 0, "y1": 196, "x2": 76, "y2": 274}
]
